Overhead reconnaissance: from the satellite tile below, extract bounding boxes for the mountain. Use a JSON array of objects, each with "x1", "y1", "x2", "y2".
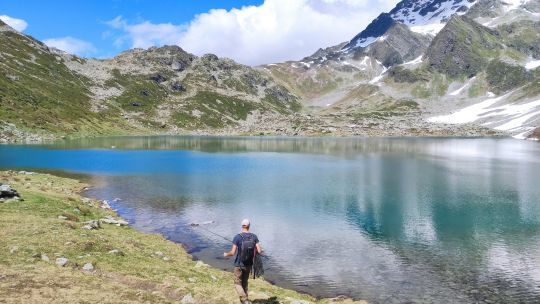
[
  {"x1": 261, "y1": 0, "x2": 540, "y2": 139},
  {"x1": 0, "y1": 22, "x2": 301, "y2": 142},
  {"x1": 1, "y1": 0, "x2": 539, "y2": 141}
]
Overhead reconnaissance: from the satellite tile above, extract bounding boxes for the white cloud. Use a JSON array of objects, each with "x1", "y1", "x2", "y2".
[
  {"x1": 106, "y1": 0, "x2": 398, "y2": 65},
  {"x1": 0, "y1": 15, "x2": 28, "y2": 32},
  {"x1": 43, "y1": 37, "x2": 97, "y2": 56}
]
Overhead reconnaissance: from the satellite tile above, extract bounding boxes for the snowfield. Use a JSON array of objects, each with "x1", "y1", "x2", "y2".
[{"x1": 428, "y1": 93, "x2": 540, "y2": 138}]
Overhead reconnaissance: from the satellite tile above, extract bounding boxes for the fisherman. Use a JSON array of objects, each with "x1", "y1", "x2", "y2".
[{"x1": 223, "y1": 219, "x2": 262, "y2": 304}]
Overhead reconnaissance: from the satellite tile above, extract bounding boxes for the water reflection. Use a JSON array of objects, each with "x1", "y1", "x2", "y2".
[{"x1": 1, "y1": 137, "x2": 540, "y2": 303}]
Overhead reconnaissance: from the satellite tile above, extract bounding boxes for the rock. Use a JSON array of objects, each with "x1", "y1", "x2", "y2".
[
  {"x1": 18, "y1": 171, "x2": 34, "y2": 175},
  {"x1": 100, "y1": 200, "x2": 112, "y2": 209},
  {"x1": 41, "y1": 254, "x2": 50, "y2": 262},
  {"x1": 0, "y1": 184, "x2": 20, "y2": 199},
  {"x1": 163, "y1": 256, "x2": 170, "y2": 261},
  {"x1": 82, "y1": 220, "x2": 100, "y2": 230},
  {"x1": 58, "y1": 215, "x2": 68, "y2": 220},
  {"x1": 180, "y1": 293, "x2": 196, "y2": 304},
  {"x1": 9, "y1": 246, "x2": 18, "y2": 254},
  {"x1": 82, "y1": 263, "x2": 94, "y2": 271},
  {"x1": 285, "y1": 298, "x2": 311, "y2": 304},
  {"x1": 55, "y1": 257, "x2": 68, "y2": 267},
  {"x1": 99, "y1": 218, "x2": 118, "y2": 225},
  {"x1": 194, "y1": 261, "x2": 209, "y2": 268},
  {"x1": 108, "y1": 249, "x2": 125, "y2": 256},
  {"x1": 188, "y1": 277, "x2": 196, "y2": 283},
  {"x1": 154, "y1": 251, "x2": 164, "y2": 257},
  {"x1": 116, "y1": 219, "x2": 129, "y2": 226}
]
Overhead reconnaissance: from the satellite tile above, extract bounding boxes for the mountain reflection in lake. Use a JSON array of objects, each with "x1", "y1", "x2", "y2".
[{"x1": 1, "y1": 136, "x2": 540, "y2": 303}]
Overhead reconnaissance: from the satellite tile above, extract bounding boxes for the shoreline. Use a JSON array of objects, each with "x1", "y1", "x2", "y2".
[{"x1": 0, "y1": 170, "x2": 366, "y2": 304}]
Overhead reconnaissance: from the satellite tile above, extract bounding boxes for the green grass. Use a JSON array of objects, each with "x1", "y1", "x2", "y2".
[
  {"x1": 0, "y1": 171, "x2": 366, "y2": 304},
  {"x1": 486, "y1": 60, "x2": 533, "y2": 93}
]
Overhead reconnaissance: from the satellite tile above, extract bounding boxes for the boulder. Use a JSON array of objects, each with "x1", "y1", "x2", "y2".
[
  {"x1": 0, "y1": 184, "x2": 20, "y2": 199},
  {"x1": 56, "y1": 257, "x2": 68, "y2": 267},
  {"x1": 82, "y1": 263, "x2": 94, "y2": 271}
]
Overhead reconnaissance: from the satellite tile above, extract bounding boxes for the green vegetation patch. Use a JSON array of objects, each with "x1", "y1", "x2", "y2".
[{"x1": 486, "y1": 60, "x2": 533, "y2": 93}]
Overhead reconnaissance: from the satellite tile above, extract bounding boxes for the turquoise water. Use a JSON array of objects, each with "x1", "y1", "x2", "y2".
[{"x1": 1, "y1": 136, "x2": 540, "y2": 303}]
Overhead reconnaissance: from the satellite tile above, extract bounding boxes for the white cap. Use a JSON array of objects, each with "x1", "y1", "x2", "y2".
[{"x1": 241, "y1": 219, "x2": 250, "y2": 227}]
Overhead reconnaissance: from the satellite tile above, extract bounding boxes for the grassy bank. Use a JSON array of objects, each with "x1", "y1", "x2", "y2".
[{"x1": 0, "y1": 171, "x2": 366, "y2": 304}]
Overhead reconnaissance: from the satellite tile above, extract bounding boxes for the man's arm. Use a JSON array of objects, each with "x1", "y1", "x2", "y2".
[
  {"x1": 223, "y1": 244, "x2": 237, "y2": 257},
  {"x1": 256, "y1": 243, "x2": 262, "y2": 254}
]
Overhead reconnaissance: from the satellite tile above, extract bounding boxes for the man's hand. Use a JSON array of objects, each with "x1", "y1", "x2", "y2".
[{"x1": 223, "y1": 252, "x2": 228, "y2": 257}]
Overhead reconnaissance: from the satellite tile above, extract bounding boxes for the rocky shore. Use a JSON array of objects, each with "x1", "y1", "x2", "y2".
[{"x1": 0, "y1": 170, "x2": 365, "y2": 304}]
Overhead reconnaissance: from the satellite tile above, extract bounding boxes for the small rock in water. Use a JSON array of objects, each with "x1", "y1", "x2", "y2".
[
  {"x1": 286, "y1": 298, "x2": 311, "y2": 304},
  {"x1": 180, "y1": 293, "x2": 195, "y2": 304},
  {"x1": 194, "y1": 261, "x2": 209, "y2": 268},
  {"x1": 56, "y1": 257, "x2": 68, "y2": 267},
  {"x1": 41, "y1": 254, "x2": 50, "y2": 262},
  {"x1": 82, "y1": 263, "x2": 94, "y2": 271}
]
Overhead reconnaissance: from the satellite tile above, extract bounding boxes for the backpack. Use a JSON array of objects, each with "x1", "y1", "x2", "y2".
[{"x1": 239, "y1": 233, "x2": 256, "y2": 266}]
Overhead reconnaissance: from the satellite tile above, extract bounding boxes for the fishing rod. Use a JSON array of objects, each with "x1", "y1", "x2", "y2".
[{"x1": 190, "y1": 222, "x2": 271, "y2": 260}]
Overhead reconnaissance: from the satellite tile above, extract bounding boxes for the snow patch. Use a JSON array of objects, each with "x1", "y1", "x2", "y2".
[
  {"x1": 402, "y1": 55, "x2": 423, "y2": 66},
  {"x1": 354, "y1": 36, "x2": 379, "y2": 48},
  {"x1": 409, "y1": 23, "x2": 446, "y2": 36},
  {"x1": 429, "y1": 93, "x2": 540, "y2": 137},
  {"x1": 369, "y1": 66, "x2": 388, "y2": 84},
  {"x1": 525, "y1": 59, "x2": 540, "y2": 70},
  {"x1": 449, "y1": 77, "x2": 476, "y2": 96},
  {"x1": 502, "y1": 0, "x2": 530, "y2": 11}
]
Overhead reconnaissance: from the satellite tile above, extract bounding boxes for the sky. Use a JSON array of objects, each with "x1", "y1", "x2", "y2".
[{"x1": 0, "y1": 0, "x2": 397, "y2": 65}]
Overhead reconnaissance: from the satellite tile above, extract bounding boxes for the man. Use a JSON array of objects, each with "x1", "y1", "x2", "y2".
[{"x1": 223, "y1": 219, "x2": 262, "y2": 304}]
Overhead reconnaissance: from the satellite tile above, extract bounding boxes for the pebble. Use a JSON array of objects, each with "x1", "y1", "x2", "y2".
[
  {"x1": 56, "y1": 257, "x2": 68, "y2": 267},
  {"x1": 58, "y1": 215, "x2": 68, "y2": 220},
  {"x1": 41, "y1": 254, "x2": 50, "y2": 262},
  {"x1": 154, "y1": 251, "x2": 164, "y2": 257},
  {"x1": 9, "y1": 246, "x2": 18, "y2": 254},
  {"x1": 82, "y1": 263, "x2": 94, "y2": 271},
  {"x1": 180, "y1": 293, "x2": 195, "y2": 304},
  {"x1": 163, "y1": 256, "x2": 170, "y2": 261},
  {"x1": 188, "y1": 277, "x2": 196, "y2": 283}
]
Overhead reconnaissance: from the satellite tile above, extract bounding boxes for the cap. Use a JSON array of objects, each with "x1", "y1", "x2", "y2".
[{"x1": 241, "y1": 219, "x2": 250, "y2": 227}]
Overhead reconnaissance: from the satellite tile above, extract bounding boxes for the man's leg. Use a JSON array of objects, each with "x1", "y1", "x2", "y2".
[
  {"x1": 234, "y1": 267, "x2": 248, "y2": 302},
  {"x1": 241, "y1": 266, "x2": 252, "y2": 298}
]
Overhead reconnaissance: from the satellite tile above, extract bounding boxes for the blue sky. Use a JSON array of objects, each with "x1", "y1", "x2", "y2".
[{"x1": 0, "y1": 0, "x2": 397, "y2": 65}]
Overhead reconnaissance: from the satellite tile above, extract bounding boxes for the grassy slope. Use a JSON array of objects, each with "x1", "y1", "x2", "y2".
[
  {"x1": 0, "y1": 32, "x2": 141, "y2": 138},
  {"x1": 0, "y1": 171, "x2": 365, "y2": 304}
]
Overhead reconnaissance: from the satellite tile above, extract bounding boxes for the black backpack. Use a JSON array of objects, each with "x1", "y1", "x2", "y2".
[{"x1": 239, "y1": 233, "x2": 256, "y2": 266}]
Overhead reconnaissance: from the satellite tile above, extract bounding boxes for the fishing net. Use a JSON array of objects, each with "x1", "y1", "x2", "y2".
[{"x1": 252, "y1": 253, "x2": 264, "y2": 279}]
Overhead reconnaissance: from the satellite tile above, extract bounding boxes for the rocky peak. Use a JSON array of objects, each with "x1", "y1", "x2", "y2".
[
  {"x1": 362, "y1": 23, "x2": 432, "y2": 66},
  {"x1": 343, "y1": 0, "x2": 478, "y2": 52}
]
